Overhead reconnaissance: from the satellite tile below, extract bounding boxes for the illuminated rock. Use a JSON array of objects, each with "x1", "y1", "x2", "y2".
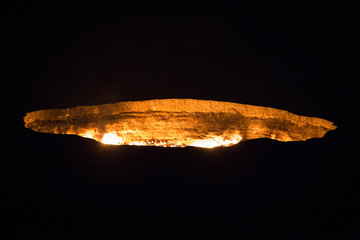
[{"x1": 24, "y1": 99, "x2": 337, "y2": 148}]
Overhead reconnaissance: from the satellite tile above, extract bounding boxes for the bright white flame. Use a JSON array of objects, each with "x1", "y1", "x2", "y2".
[
  {"x1": 82, "y1": 131, "x2": 95, "y2": 139},
  {"x1": 190, "y1": 135, "x2": 242, "y2": 148},
  {"x1": 190, "y1": 139, "x2": 222, "y2": 148},
  {"x1": 80, "y1": 129, "x2": 242, "y2": 148},
  {"x1": 101, "y1": 132, "x2": 124, "y2": 145},
  {"x1": 129, "y1": 141, "x2": 147, "y2": 146}
]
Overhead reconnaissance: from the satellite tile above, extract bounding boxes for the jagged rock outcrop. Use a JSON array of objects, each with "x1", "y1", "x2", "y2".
[{"x1": 24, "y1": 99, "x2": 337, "y2": 147}]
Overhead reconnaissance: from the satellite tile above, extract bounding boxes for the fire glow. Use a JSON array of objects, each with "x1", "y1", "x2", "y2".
[
  {"x1": 79, "y1": 129, "x2": 243, "y2": 148},
  {"x1": 24, "y1": 99, "x2": 336, "y2": 148}
]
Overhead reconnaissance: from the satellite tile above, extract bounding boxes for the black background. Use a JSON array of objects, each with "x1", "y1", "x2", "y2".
[{"x1": 4, "y1": 2, "x2": 358, "y2": 239}]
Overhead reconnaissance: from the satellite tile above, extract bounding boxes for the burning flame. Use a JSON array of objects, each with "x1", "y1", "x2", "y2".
[
  {"x1": 82, "y1": 131, "x2": 95, "y2": 139},
  {"x1": 189, "y1": 135, "x2": 242, "y2": 148},
  {"x1": 101, "y1": 132, "x2": 124, "y2": 145},
  {"x1": 190, "y1": 139, "x2": 222, "y2": 148},
  {"x1": 79, "y1": 129, "x2": 242, "y2": 148}
]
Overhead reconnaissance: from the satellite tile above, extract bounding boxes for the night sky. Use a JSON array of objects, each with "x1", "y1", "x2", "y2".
[{"x1": 4, "y1": 2, "x2": 358, "y2": 239}]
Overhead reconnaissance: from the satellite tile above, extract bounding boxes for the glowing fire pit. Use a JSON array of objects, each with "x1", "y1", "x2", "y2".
[{"x1": 24, "y1": 99, "x2": 336, "y2": 148}]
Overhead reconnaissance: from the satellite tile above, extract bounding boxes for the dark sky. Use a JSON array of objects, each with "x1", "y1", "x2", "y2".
[{"x1": 4, "y1": 2, "x2": 358, "y2": 239}]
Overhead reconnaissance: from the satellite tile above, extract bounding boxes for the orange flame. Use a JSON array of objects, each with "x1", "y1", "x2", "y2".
[
  {"x1": 79, "y1": 129, "x2": 242, "y2": 148},
  {"x1": 101, "y1": 132, "x2": 124, "y2": 145}
]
